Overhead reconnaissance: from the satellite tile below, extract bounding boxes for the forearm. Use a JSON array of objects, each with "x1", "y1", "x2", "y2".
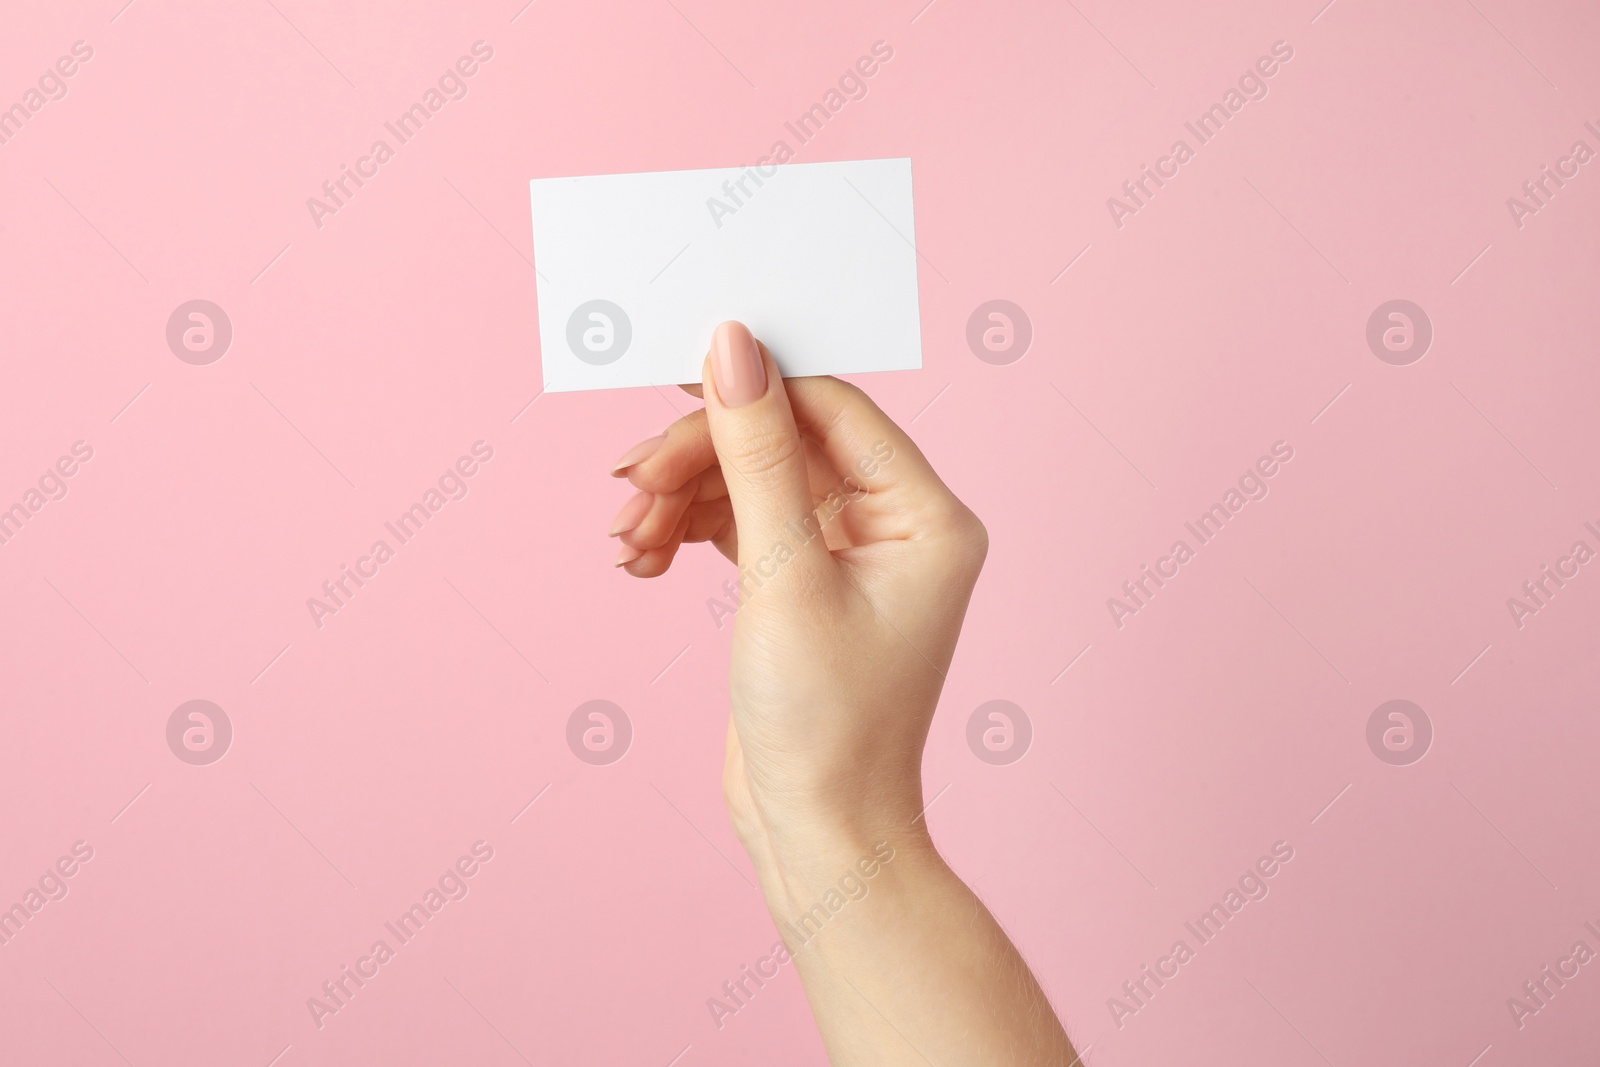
[
  {"x1": 748, "y1": 820, "x2": 1079, "y2": 1067},
  {"x1": 615, "y1": 331, "x2": 1070, "y2": 1060}
]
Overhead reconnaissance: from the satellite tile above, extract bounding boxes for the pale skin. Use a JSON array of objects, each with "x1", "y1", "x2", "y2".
[{"x1": 607, "y1": 321, "x2": 1079, "y2": 1066}]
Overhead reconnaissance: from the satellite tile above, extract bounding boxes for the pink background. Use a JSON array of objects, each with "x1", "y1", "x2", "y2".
[{"x1": 3, "y1": 0, "x2": 1598, "y2": 1064}]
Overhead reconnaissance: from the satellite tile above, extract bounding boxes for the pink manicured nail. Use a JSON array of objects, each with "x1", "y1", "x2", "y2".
[
  {"x1": 614, "y1": 544, "x2": 644, "y2": 567},
  {"x1": 608, "y1": 491, "x2": 654, "y2": 537},
  {"x1": 712, "y1": 321, "x2": 766, "y2": 407},
  {"x1": 610, "y1": 434, "x2": 666, "y2": 476}
]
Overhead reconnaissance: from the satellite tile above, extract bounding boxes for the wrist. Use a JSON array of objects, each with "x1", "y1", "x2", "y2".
[{"x1": 743, "y1": 812, "x2": 943, "y2": 930}]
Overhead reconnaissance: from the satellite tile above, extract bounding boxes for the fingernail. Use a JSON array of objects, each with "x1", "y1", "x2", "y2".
[
  {"x1": 712, "y1": 321, "x2": 766, "y2": 408},
  {"x1": 611, "y1": 434, "x2": 666, "y2": 476},
  {"x1": 614, "y1": 544, "x2": 644, "y2": 567},
  {"x1": 608, "y1": 491, "x2": 653, "y2": 537}
]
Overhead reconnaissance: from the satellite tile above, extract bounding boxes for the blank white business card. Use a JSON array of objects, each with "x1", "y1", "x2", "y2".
[{"x1": 529, "y1": 157, "x2": 923, "y2": 393}]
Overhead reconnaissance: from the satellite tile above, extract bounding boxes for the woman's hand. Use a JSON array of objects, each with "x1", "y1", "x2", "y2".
[
  {"x1": 607, "y1": 321, "x2": 1075, "y2": 1065},
  {"x1": 607, "y1": 320, "x2": 989, "y2": 866}
]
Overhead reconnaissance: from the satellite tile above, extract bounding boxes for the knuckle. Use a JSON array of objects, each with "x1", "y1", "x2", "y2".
[
  {"x1": 961, "y1": 508, "x2": 990, "y2": 558},
  {"x1": 837, "y1": 379, "x2": 877, "y2": 415},
  {"x1": 932, "y1": 502, "x2": 989, "y2": 573},
  {"x1": 723, "y1": 425, "x2": 801, "y2": 480}
]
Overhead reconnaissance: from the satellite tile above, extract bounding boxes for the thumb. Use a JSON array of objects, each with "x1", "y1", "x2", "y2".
[{"x1": 702, "y1": 321, "x2": 832, "y2": 583}]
